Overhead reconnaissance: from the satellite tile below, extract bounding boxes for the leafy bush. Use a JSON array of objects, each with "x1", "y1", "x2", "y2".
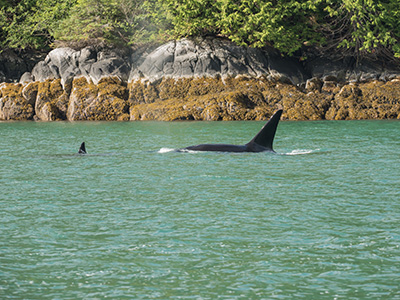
[{"x1": 1, "y1": 0, "x2": 399, "y2": 59}]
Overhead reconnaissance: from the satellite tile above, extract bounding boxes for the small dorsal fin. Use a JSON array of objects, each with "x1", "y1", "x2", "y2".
[
  {"x1": 78, "y1": 142, "x2": 86, "y2": 154},
  {"x1": 247, "y1": 110, "x2": 283, "y2": 151}
]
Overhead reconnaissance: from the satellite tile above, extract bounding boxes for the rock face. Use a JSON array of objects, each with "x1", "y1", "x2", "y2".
[
  {"x1": 128, "y1": 76, "x2": 400, "y2": 121},
  {"x1": 1, "y1": 38, "x2": 400, "y2": 121},
  {"x1": 130, "y1": 38, "x2": 308, "y2": 85},
  {"x1": 0, "y1": 83, "x2": 35, "y2": 120},
  {"x1": 0, "y1": 49, "x2": 46, "y2": 83},
  {"x1": 35, "y1": 79, "x2": 68, "y2": 121},
  {"x1": 26, "y1": 38, "x2": 309, "y2": 86},
  {"x1": 305, "y1": 56, "x2": 400, "y2": 83},
  {"x1": 67, "y1": 76, "x2": 129, "y2": 121},
  {"x1": 31, "y1": 47, "x2": 131, "y2": 87}
]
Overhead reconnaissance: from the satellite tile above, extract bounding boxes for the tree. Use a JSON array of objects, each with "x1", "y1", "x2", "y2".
[
  {"x1": 162, "y1": 0, "x2": 220, "y2": 38},
  {"x1": 0, "y1": 0, "x2": 42, "y2": 50},
  {"x1": 52, "y1": 0, "x2": 169, "y2": 47},
  {"x1": 217, "y1": 0, "x2": 323, "y2": 55},
  {"x1": 105, "y1": 0, "x2": 171, "y2": 46},
  {"x1": 320, "y1": 0, "x2": 400, "y2": 59},
  {"x1": 0, "y1": 0, "x2": 399, "y2": 60},
  {"x1": 52, "y1": 0, "x2": 116, "y2": 46},
  {"x1": 0, "y1": 0, "x2": 76, "y2": 50}
]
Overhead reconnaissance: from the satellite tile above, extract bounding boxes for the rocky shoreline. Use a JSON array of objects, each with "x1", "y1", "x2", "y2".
[{"x1": 1, "y1": 38, "x2": 400, "y2": 121}]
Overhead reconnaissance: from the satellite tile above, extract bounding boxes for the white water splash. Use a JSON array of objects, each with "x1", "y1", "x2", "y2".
[
  {"x1": 284, "y1": 149, "x2": 320, "y2": 155},
  {"x1": 158, "y1": 148, "x2": 176, "y2": 153},
  {"x1": 158, "y1": 148, "x2": 201, "y2": 154}
]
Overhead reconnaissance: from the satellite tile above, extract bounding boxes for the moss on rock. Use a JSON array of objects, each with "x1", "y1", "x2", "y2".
[
  {"x1": 68, "y1": 76, "x2": 129, "y2": 120},
  {"x1": 129, "y1": 77, "x2": 331, "y2": 121},
  {"x1": 326, "y1": 80, "x2": 400, "y2": 120},
  {"x1": 1, "y1": 74, "x2": 399, "y2": 121},
  {"x1": 359, "y1": 80, "x2": 400, "y2": 119},
  {"x1": 128, "y1": 80, "x2": 159, "y2": 105},
  {"x1": 22, "y1": 82, "x2": 39, "y2": 106},
  {"x1": 129, "y1": 76, "x2": 400, "y2": 121},
  {"x1": 35, "y1": 79, "x2": 67, "y2": 121},
  {"x1": 0, "y1": 83, "x2": 34, "y2": 120}
]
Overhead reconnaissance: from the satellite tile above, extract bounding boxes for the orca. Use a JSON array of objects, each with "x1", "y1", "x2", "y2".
[
  {"x1": 181, "y1": 109, "x2": 283, "y2": 153},
  {"x1": 78, "y1": 142, "x2": 87, "y2": 154}
]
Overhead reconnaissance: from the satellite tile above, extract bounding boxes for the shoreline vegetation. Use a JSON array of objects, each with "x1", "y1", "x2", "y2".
[{"x1": 1, "y1": 0, "x2": 400, "y2": 121}]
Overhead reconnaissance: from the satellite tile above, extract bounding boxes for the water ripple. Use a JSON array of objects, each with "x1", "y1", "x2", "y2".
[{"x1": 1, "y1": 120, "x2": 400, "y2": 299}]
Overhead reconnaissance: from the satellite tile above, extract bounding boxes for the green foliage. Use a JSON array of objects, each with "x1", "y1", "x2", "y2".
[
  {"x1": 0, "y1": 0, "x2": 167, "y2": 49},
  {"x1": 0, "y1": 0, "x2": 399, "y2": 59},
  {"x1": 54, "y1": 0, "x2": 118, "y2": 44},
  {"x1": 1, "y1": 0, "x2": 44, "y2": 49},
  {"x1": 0, "y1": 0, "x2": 76, "y2": 50},
  {"x1": 49, "y1": 0, "x2": 171, "y2": 47},
  {"x1": 162, "y1": 0, "x2": 219, "y2": 37},
  {"x1": 322, "y1": 0, "x2": 400, "y2": 58},
  {"x1": 217, "y1": 0, "x2": 323, "y2": 55},
  {"x1": 112, "y1": 0, "x2": 167, "y2": 45}
]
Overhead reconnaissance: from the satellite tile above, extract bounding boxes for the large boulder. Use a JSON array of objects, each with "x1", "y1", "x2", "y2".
[
  {"x1": 35, "y1": 79, "x2": 68, "y2": 121},
  {"x1": 67, "y1": 76, "x2": 129, "y2": 120},
  {"x1": 325, "y1": 80, "x2": 400, "y2": 120},
  {"x1": 31, "y1": 47, "x2": 131, "y2": 87},
  {"x1": 0, "y1": 83, "x2": 35, "y2": 120},
  {"x1": 304, "y1": 56, "x2": 400, "y2": 83},
  {"x1": 0, "y1": 49, "x2": 45, "y2": 83},
  {"x1": 129, "y1": 38, "x2": 308, "y2": 85}
]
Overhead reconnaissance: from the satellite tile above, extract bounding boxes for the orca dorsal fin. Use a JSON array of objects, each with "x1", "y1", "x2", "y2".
[
  {"x1": 247, "y1": 109, "x2": 283, "y2": 151},
  {"x1": 78, "y1": 142, "x2": 86, "y2": 154}
]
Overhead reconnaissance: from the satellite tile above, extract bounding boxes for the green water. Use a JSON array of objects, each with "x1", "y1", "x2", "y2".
[{"x1": 1, "y1": 120, "x2": 399, "y2": 299}]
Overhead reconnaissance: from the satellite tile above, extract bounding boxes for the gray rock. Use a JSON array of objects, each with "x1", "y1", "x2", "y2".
[
  {"x1": 304, "y1": 56, "x2": 400, "y2": 83},
  {"x1": 305, "y1": 57, "x2": 350, "y2": 82},
  {"x1": 19, "y1": 72, "x2": 34, "y2": 84},
  {"x1": 0, "y1": 50, "x2": 36, "y2": 83},
  {"x1": 0, "y1": 83, "x2": 34, "y2": 120},
  {"x1": 21, "y1": 82, "x2": 38, "y2": 106},
  {"x1": 32, "y1": 61, "x2": 58, "y2": 82},
  {"x1": 31, "y1": 47, "x2": 131, "y2": 87},
  {"x1": 0, "y1": 71, "x2": 7, "y2": 83},
  {"x1": 305, "y1": 77, "x2": 323, "y2": 92},
  {"x1": 129, "y1": 38, "x2": 308, "y2": 85},
  {"x1": 90, "y1": 57, "x2": 130, "y2": 83},
  {"x1": 7, "y1": 38, "x2": 400, "y2": 87}
]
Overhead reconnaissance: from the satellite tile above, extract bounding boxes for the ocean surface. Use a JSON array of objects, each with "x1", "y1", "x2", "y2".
[{"x1": 1, "y1": 119, "x2": 399, "y2": 299}]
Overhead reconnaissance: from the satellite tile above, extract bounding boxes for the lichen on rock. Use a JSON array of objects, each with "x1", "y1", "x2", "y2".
[
  {"x1": 35, "y1": 79, "x2": 67, "y2": 121},
  {"x1": 129, "y1": 76, "x2": 284, "y2": 121},
  {"x1": 0, "y1": 83, "x2": 34, "y2": 120},
  {"x1": 326, "y1": 80, "x2": 400, "y2": 120},
  {"x1": 67, "y1": 76, "x2": 129, "y2": 120}
]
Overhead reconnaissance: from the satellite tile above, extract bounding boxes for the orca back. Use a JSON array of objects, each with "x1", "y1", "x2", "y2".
[
  {"x1": 247, "y1": 109, "x2": 282, "y2": 151},
  {"x1": 180, "y1": 109, "x2": 283, "y2": 153}
]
